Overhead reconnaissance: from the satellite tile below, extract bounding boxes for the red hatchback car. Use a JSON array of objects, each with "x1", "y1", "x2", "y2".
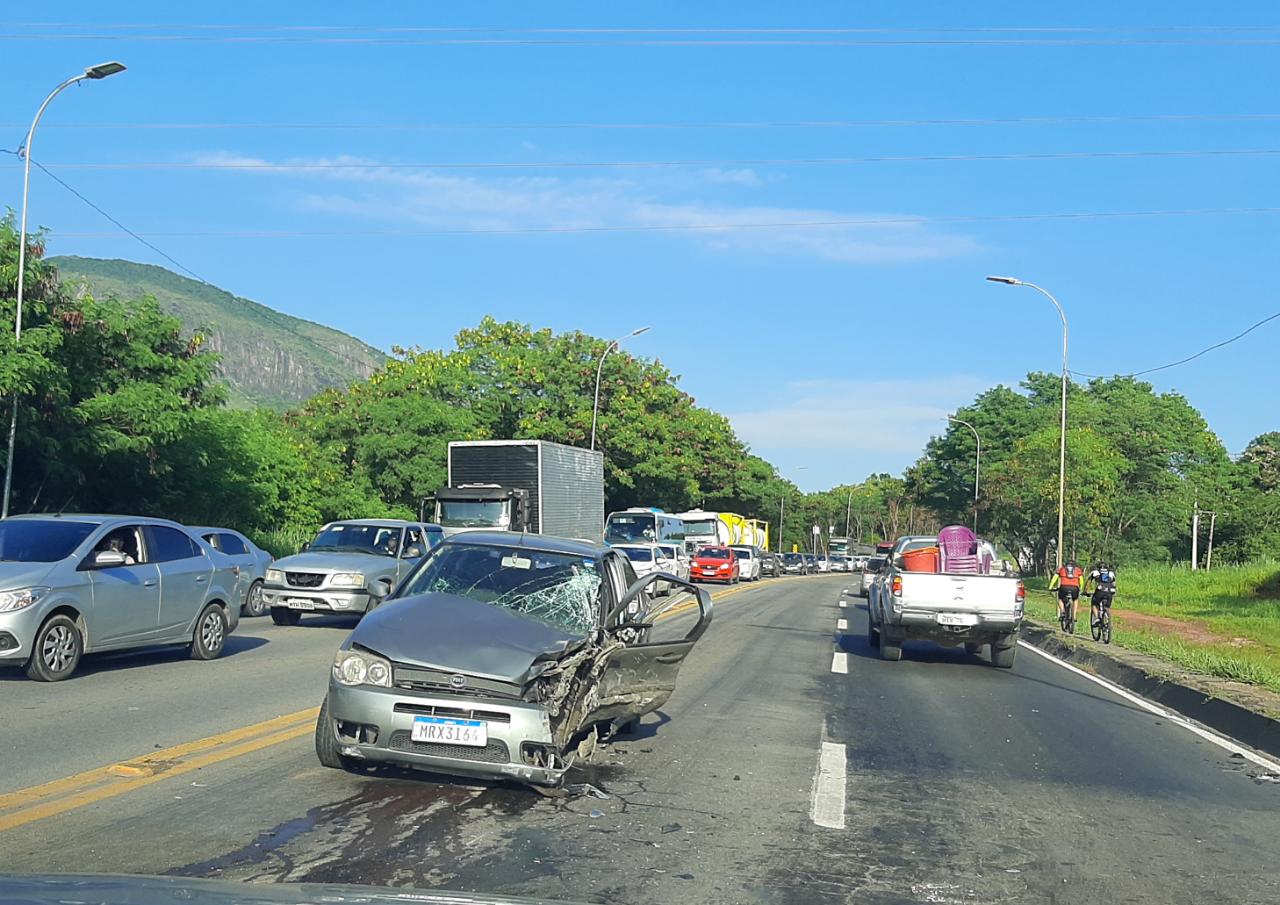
[{"x1": 690, "y1": 546, "x2": 740, "y2": 584}]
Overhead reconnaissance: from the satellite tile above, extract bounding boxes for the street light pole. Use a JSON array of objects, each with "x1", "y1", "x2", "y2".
[
  {"x1": 947, "y1": 415, "x2": 981, "y2": 532},
  {"x1": 590, "y1": 326, "x2": 650, "y2": 451},
  {"x1": 3, "y1": 62, "x2": 126, "y2": 519},
  {"x1": 987, "y1": 275, "x2": 1069, "y2": 570}
]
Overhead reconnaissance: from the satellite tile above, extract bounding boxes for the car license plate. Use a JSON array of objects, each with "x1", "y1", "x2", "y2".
[
  {"x1": 286, "y1": 598, "x2": 315, "y2": 610},
  {"x1": 411, "y1": 716, "x2": 488, "y2": 747},
  {"x1": 938, "y1": 612, "x2": 977, "y2": 626}
]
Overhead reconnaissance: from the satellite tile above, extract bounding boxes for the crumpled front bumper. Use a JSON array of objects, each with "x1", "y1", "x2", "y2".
[{"x1": 323, "y1": 681, "x2": 565, "y2": 785}]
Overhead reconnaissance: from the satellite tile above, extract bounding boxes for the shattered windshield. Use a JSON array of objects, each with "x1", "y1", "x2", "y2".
[{"x1": 399, "y1": 543, "x2": 602, "y2": 634}]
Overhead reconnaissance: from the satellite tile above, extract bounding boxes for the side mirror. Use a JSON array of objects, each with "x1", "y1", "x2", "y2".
[
  {"x1": 300, "y1": 541, "x2": 310, "y2": 552},
  {"x1": 373, "y1": 577, "x2": 394, "y2": 598},
  {"x1": 91, "y1": 550, "x2": 127, "y2": 568}
]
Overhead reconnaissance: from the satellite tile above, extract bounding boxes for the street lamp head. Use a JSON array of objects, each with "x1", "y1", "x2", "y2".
[
  {"x1": 985, "y1": 275, "x2": 1022, "y2": 285},
  {"x1": 84, "y1": 61, "x2": 126, "y2": 80},
  {"x1": 628, "y1": 326, "x2": 652, "y2": 338}
]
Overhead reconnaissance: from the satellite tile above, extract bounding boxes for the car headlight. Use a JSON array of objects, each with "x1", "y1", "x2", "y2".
[
  {"x1": 328, "y1": 572, "x2": 366, "y2": 589},
  {"x1": 265, "y1": 568, "x2": 285, "y2": 584},
  {"x1": 0, "y1": 587, "x2": 50, "y2": 613},
  {"x1": 333, "y1": 649, "x2": 392, "y2": 687}
]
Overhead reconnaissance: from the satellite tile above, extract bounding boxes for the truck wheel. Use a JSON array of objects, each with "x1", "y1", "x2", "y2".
[
  {"x1": 315, "y1": 695, "x2": 353, "y2": 770},
  {"x1": 271, "y1": 607, "x2": 301, "y2": 626},
  {"x1": 991, "y1": 645, "x2": 1016, "y2": 669},
  {"x1": 879, "y1": 631, "x2": 903, "y2": 662},
  {"x1": 867, "y1": 618, "x2": 880, "y2": 648}
]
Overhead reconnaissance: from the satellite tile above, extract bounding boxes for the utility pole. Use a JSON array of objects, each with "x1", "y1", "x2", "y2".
[
  {"x1": 845, "y1": 489, "x2": 853, "y2": 537},
  {"x1": 778, "y1": 495, "x2": 785, "y2": 554},
  {"x1": 1191, "y1": 502, "x2": 1200, "y2": 571},
  {"x1": 1206, "y1": 510, "x2": 1218, "y2": 572}
]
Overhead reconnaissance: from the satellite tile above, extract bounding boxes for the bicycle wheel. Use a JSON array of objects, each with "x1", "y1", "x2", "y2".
[
  {"x1": 1090, "y1": 608, "x2": 1102, "y2": 641},
  {"x1": 1102, "y1": 608, "x2": 1112, "y2": 644}
]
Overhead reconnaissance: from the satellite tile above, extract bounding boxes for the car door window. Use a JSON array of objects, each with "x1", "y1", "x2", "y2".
[
  {"x1": 217, "y1": 533, "x2": 248, "y2": 556},
  {"x1": 402, "y1": 527, "x2": 424, "y2": 558},
  {"x1": 93, "y1": 526, "x2": 144, "y2": 565},
  {"x1": 201, "y1": 533, "x2": 222, "y2": 552},
  {"x1": 145, "y1": 526, "x2": 202, "y2": 562},
  {"x1": 426, "y1": 527, "x2": 444, "y2": 549}
]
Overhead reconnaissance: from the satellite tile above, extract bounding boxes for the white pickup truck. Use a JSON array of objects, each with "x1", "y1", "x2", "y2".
[{"x1": 866, "y1": 535, "x2": 1025, "y2": 668}]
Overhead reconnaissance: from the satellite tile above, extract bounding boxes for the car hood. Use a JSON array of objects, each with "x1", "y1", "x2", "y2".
[
  {"x1": 271, "y1": 551, "x2": 397, "y2": 573},
  {"x1": 0, "y1": 874, "x2": 576, "y2": 905},
  {"x1": 351, "y1": 592, "x2": 589, "y2": 684},
  {"x1": 0, "y1": 561, "x2": 58, "y2": 591}
]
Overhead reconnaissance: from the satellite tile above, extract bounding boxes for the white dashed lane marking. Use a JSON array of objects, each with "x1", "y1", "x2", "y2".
[
  {"x1": 838, "y1": 599, "x2": 846, "y2": 608},
  {"x1": 831, "y1": 651, "x2": 848, "y2": 674},
  {"x1": 836, "y1": 618, "x2": 847, "y2": 632},
  {"x1": 809, "y1": 740, "x2": 848, "y2": 829}
]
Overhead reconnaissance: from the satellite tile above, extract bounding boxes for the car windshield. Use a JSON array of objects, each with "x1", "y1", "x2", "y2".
[
  {"x1": 620, "y1": 547, "x2": 654, "y2": 563},
  {"x1": 0, "y1": 519, "x2": 98, "y2": 563},
  {"x1": 730, "y1": 547, "x2": 753, "y2": 559},
  {"x1": 698, "y1": 548, "x2": 731, "y2": 560},
  {"x1": 308, "y1": 524, "x2": 401, "y2": 557},
  {"x1": 605, "y1": 514, "x2": 656, "y2": 543},
  {"x1": 399, "y1": 542, "x2": 602, "y2": 634},
  {"x1": 436, "y1": 500, "x2": 509, "y2": 529},
  {"x1": 683, "y1": 520, "x2": 717, "y2": 536},
  {"x1": 783, "y1": 553, "x2": 803, "y2": 563}
]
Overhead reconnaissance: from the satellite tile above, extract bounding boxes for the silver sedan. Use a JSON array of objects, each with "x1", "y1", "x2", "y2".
[
  {"x1": 191, "y1": 527, "x2": 274, "y2": 617},
  {"x1": 0, "y1": 514, "x2": 241, "y2": 681}
]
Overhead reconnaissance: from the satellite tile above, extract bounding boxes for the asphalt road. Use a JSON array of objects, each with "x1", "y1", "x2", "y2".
[{"x1": 2, "y1": 575, "x2": 1278, "y2": 905}]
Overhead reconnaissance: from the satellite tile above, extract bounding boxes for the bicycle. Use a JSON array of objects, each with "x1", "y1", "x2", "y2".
[
  {"x1": 1057, "y1": 588, "x2": 1078, "y2": 635},
  {"x1": 1088, "y1": 590, "x2": 1114, "y2": 644}
]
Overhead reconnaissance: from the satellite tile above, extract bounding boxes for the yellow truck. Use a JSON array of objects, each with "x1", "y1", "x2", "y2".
[{"x1": 676, "y1": 509, "x2": 769, "y2": 552}]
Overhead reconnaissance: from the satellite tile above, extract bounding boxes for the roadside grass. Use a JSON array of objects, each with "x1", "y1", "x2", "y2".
[
  {"x1": 248, "y1": 526, "x2": 314, "y2": 560},
  {"x1": 1024, "y1": 561, "x2": 1280, "y2": 693}
]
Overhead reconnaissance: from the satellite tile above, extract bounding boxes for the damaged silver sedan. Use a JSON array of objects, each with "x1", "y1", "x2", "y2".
[{"x1": 314, "y1": 531, "x2": 711, "y2": 786}]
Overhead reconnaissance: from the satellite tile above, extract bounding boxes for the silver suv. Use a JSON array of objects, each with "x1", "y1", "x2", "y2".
[
  {"x1": 0, "y1": 514, "x2": 241, "y2": 681},
  {"x1": 263, "y1": 519, "x2": 444, "y2": 624}
]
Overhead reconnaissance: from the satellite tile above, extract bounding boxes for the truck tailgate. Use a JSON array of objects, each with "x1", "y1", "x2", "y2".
[{"x1": 899, "y1": 573, "x2": 1021, "y2": 615}]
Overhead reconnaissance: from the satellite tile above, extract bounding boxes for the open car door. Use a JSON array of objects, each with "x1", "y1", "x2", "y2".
[{"x1": 581, "y1": 570, "x2": 712, "y2": 727}]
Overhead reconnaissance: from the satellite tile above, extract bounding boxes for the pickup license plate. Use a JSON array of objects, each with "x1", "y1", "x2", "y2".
[
  {"x1": 286, "y1": 598, "x2": 315, "y2": 610},
  {"x1": 938, "y1": 612, "x2": 977, "y2": 626},
  {"x1": 411, "y1": 716, "x2": 488, "y2": 747}
]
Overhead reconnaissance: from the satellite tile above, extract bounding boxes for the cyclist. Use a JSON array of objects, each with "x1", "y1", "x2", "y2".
[
  {"x1": 1048, "y1": 558, "x2": 1084, "y2": 631},
  {"x1": 1085, "y1": 560, "x2": 1118, "y2": 630}
]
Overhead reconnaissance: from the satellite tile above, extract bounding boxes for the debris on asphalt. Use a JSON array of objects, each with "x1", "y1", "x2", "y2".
[
  {"x1": 567, "y1": 782, "x2": 611, "y2": 800},
  {"x1": 588, "y1": 809, "x2": 605, "y2": 819},
  {"x1": 660, "y1": 822, "x2": 682, "y2": 834}
]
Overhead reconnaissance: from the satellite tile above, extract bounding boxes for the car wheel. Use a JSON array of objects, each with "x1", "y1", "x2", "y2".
[
  {"x1": 991, "y1": 645, "x2": 1017, "y2": 669},
  {"x1": 190, "y1": 604, "x2": 227, "y2": 660},
  {"x1": 26, "y1": 614, "x2": 82, "y2": 682},
  {"x1": 271, "y1": 606, "x2": 301, "y2": 626},
  {"x1": 243, "y1": 580, "x2": 266, "y2": 617},
  {"x1": 867, "y1": 617, "x2": 880, "y2": 648},
  {"x1": 315, "y1": 694, "x2": 354, "y2": 770}
]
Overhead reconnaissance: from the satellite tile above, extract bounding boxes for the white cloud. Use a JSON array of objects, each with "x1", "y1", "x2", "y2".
[
  {"x1": 193, "y1": 152, "x2": 979, "y2": 264},
  {"x1": 727, "y1": 377, "x2": 992, "y2": 455}
]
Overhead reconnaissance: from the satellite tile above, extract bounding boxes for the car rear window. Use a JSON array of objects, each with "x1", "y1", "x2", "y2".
[{"x1": 621, "y1": 547, "x2": 654, "y2": 563}]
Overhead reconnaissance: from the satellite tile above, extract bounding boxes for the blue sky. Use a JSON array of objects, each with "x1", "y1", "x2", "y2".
[{"x1": 3, "y1": 3, "x2": 1278, "y2": 491}]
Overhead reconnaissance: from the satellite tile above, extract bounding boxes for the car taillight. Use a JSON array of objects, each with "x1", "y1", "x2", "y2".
[
  {"x1": 1016, "y1": 582, "x2": 1026, "y2": 604},
  {"x1": 891, "y1": 575, "x2": 903, "y2": 596}
]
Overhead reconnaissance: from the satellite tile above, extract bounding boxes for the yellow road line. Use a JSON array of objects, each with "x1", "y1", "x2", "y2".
[{"x1": 0, "y1": 708, "x2": 318, "y2": 833}]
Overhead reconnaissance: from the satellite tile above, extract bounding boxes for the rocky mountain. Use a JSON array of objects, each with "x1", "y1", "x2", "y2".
[{"x1": 51, "y1": 256, "x2": 386, "y2": 409}]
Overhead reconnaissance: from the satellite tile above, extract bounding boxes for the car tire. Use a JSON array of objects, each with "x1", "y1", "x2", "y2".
[
  {"x1": 243, "y1": 580, "x2": 266, "y2": 618},
  {"x1": 190, "y1": 604, "x2": 227, "y2": 660},
  {"x1": 271, "y1": 606, "x2": 301, "y2": 626},
  {"x1": 964, "y1": 642, "x2": 983, "y2": 656},
  {"x1": 991, "y1": 636, "x2": 1017, "y2": 669},
  {"x1": 879, "y1": 630, "x2": 903, "y2": 662},
  {"x1": 25, "y1": 614, "x2": 83, "y2": 682},
  {"x1": 315, "y1": 695, "x2": 353, "y2": 770},
  {"x1": 867, "y1": 617, "x2": 880, "y2": 648}
]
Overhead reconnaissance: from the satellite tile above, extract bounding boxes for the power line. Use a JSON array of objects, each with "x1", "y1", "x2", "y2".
[
  {"x1": 1071, "y1": 310, "x2": 1280, "y2": 380},
  {"x1": 12, "y1": 147, "x2": 1280, "y2": 172},
  {"x1": 8, "y1": 112, "x2": 1280, "y2": 132},
  {"x1": 16, "y1": 156, "x2": 385, "y2": 374},
  {"x1": 41, "y1": 206, "x2": 1280, "y2": 239}
]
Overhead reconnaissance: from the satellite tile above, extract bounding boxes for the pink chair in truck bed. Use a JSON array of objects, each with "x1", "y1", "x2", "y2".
[{"x1": 937, "y1": 525, "x2": 981, "y2": 573}]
